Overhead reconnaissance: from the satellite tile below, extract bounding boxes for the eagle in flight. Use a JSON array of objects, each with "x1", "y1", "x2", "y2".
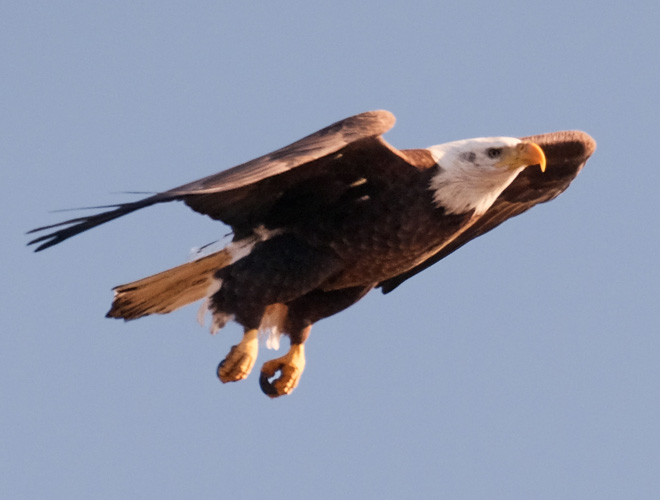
[{"x1": 29, "y1": 110, "x2": 596, "y2": 397}]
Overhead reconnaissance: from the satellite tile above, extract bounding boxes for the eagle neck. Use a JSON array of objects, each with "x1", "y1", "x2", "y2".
[{"x1": 427, "y1": 162, "x2": 521, "y2": 216}]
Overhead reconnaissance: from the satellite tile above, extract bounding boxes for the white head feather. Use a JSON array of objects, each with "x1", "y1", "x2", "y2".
[{"x1": 427, "y1": 137, "x2": 544, "y2": 215}]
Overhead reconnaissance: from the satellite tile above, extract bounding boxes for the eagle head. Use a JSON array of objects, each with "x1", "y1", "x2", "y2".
[{"x1": 427, "y1": 137, "x2": 546, "y2": 215}]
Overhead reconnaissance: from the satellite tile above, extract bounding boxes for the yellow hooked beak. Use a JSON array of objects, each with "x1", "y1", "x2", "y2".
[{"x1": 497, "y1": 141, "x2": 546, "y2": 173}]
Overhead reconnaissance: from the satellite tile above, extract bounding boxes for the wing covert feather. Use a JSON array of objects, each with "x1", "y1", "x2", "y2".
[{"x1": 167, "y1": 110, "x2": 395, "y2": 195}]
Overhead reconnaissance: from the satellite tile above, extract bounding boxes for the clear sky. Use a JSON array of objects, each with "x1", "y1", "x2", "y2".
[{"x1": 3, "y1": 1, "x2": 660, "y2": 499}]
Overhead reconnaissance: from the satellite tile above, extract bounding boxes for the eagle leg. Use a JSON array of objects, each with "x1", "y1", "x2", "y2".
[
  {"x1": 259, "y1": 342, "x2": 306, "y2": 398},
  {"x1": 217, "y1": 328, "x2": 259, "y2": 383}
]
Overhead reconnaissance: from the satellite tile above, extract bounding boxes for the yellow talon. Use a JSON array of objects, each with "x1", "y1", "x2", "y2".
[
  {"x1": 259, "y1": 344, "x2": 306, "y2": 397},
  {"x1": 217, "y1": 329, "x2": 259, "y2": 383}
]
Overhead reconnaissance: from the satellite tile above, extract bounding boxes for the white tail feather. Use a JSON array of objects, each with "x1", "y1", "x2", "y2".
[{"x1": 107, "y1": 249, "x2": 232, "y2": 320}]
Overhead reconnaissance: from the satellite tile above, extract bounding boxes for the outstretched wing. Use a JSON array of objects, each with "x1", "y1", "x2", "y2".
[
  {"x1": 378, "y1": 130, "x2": 597, "y2": 293},
  {"x1": 27, "y1": 110, "x2": 396, "y2": 251}
]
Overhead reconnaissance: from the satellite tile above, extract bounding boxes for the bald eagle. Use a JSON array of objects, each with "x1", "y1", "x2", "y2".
[{"x1": 28, "y1": 111, "x2": 596, "y2": 397}]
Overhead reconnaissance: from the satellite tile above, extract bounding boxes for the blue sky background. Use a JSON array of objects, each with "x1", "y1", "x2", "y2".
[{"x1": 3, "y1": 1, "x2": 660, "y2": 498}]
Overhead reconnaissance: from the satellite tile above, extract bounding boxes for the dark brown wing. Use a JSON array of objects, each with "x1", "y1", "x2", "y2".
[
  {"x1": 378, "y1": 130, "x2": 597, "y2": 293},
  {"x1": 27, "y1": 110, "x2": 396, "y2": 251}
]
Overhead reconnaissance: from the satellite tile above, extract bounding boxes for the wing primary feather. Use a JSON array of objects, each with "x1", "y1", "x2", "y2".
[{"x1": 27, "y1": 196, "x2": 168, "y2": 252}]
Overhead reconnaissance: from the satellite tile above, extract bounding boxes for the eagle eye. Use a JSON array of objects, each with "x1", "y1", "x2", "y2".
[{"x1": 486, "y1": 148, "x2": 502, "y2": 159}]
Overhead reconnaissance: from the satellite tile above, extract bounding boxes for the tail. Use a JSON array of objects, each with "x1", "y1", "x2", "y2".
[{"x1": 107, "y1": 249, "x2": 231, "y2": 320}]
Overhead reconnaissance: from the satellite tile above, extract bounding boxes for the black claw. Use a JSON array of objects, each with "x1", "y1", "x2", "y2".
[{"x1": 259, "y1": 371, "x2": 281, "y2": 397}]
